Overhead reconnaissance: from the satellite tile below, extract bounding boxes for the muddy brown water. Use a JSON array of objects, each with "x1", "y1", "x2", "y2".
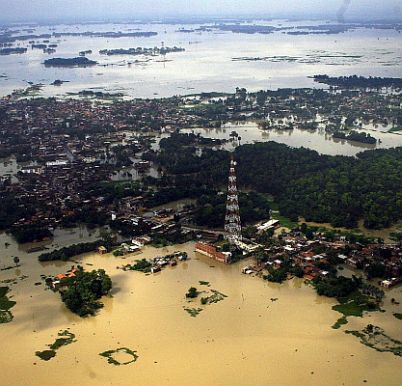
[{"x1": 1, "y1": 236, "x2": 402, "y2": 385}]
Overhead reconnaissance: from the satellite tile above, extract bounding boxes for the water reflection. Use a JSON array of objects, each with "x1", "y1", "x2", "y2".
[{"x1": 181, "y1": 122, "x2": 402, "y2": 156}]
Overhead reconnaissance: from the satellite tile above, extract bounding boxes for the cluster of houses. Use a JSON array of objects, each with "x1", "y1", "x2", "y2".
[
  {"x1": 46, "y1": 267, "x2": 78, "y2": 291},
  {"x1": 148, "y1": 251, "x2": 188, "y2": 273},
  {"x1": 242, "y1": 230, "x2": 402, "y2": 286},
  {"x1": 0, "y1": 95, "x2": 202, "y2": 234},
  {"x1": 98, "y1": 238, "x2": 146, "y2": 256}
]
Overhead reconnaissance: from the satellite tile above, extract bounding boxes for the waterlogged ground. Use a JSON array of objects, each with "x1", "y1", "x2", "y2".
[{"x1": 1, "y1": 233, "x2": 402, "y2": 385}]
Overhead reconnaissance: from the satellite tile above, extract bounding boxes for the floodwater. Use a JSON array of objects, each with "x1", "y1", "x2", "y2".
[
  {"x1": 300, "y1": 219, "x2": 402, "y2": 243},
  {"x1": 0, "y1": 21, "x2": 401, "y2": 98},
  {"x1": 1, "y1": 234, "x2": 402, "y2": 386},
  {"x1": 181, "y1": 122, "x2": 402, "y2": 156}
]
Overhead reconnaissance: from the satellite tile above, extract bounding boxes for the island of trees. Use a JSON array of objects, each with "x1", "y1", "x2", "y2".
[
  {"x1": 99, "y1": 46, "x2": 185, "y2": 56},
  {"x1": 314, "y1": 75, "x2": 402, "y2": 89},
  {"x1": 333, "y1": 130, "x2": 377, "y2": 144},
  {"x1": 0, "y1": 47, "x2": 27, "y2": 55},
  {"x1": 44, "y1": 57, "x2": 97, "y2": 67},
  {"x1": 59, "y1": 266, "x2": 112, "y2": 317},
  {"x1": 38, "y1": 240, "x2": 104, "y2": 262}
]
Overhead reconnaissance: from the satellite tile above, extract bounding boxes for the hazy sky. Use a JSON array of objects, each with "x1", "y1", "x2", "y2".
[{"x1": 0, "y1": 0, "x2": 401, "y2": 23}]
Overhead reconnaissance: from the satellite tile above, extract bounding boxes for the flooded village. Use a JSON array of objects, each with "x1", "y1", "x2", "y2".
[
  {"x1": 1, "y1": 100, "x2": 402, "y2": 384},
  {"x1": 1, "y1": 14, "x2": 402, "y2": 386}
]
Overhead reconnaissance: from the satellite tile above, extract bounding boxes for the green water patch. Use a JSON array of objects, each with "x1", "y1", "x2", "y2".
[
  {"x1": 331, "y1": 291, "x2": 380, "y2": 329},
  {"x1": 35, "y1": 330, "x2": 76, "y2": 361},
  {"x1": 99, "y1": 347, "x2": 139, "y2": 365},
  {"x1": 0, "y1": 286, "x2": 16, "y2": 324},
  {"x1": 346, "y1": 325, "x2": 402, "y2": 357}
]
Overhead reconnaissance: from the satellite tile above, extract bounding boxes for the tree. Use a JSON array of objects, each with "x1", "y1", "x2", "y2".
[
  {"x1": 13, "y1": 256, "x2": 20, "y2": 267},
  {"x1": 60, "y1": 266, "x2": 112, "y2": 317},
  {"x1": 390, "y1": 232, "x2": 402, "y2": 245},
  {"x1": 290, "y1": 265, "x2": 304, "y2": 278},
  {"x1": 99, "y1": 229, "x2": 114, "y2": 250},
  {"x1": 366, "y1": 262, "x2": 386, "y2": 279},
  {"x1": 313, "y1": 276, "x2": 360, "y2": 298},
  {"x1": 265, "y1": 267, "x2": 288, "y2": 283},
  {"x1": 243, "y1": 225, "x2": 258, "y2": 239}
]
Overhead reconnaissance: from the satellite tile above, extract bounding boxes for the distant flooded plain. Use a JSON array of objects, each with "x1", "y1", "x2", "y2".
[
  {"x1": 0, "y1": 21, "x2": 401, "y2": 98},
  {"x1": 1, "y1": 231, "x2": 402, "y2": 386}
]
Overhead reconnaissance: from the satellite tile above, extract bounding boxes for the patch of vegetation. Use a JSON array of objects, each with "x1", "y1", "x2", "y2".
[
  {"x1": 38, "y1": 240, "x2": 103, "y2": 261},
  {"x1": 314, "y1": 75, "x2": 402, "y2": 88},
  {"x1": 199, "y1": 281, "x2": 210, "y2": 286},
  {"x1": 313, "y1": 277, "x2": 381, "y2": 327},
  {"x1": 270, "y1": 209, "x2": 296, "y2": 229},
  {"x1": 264, "y1": 266, "x2": 289, "y2": 283},
  {"x1": 0, "y1": 310, "x2": 13, "y2": 323},
  {"x1": 185, "y1": 287, "x2": 199, "y2": 299},
  {"x1": 35, "y1": 330, "x2": 76, "y2": 361},
  {"x1": 49, "y1": 330, "x2": 75, "y2": 350},
  {"x1": 313, "y1": 276, "x2": 360, "y2": 298},
  {"x1": 200, "y1": 290, "x2": 227, "y2": 305},
  {"x1": 0, "y1": 266, "x2": 14, "y2": 272},
  {"x1": 35, "y1": 350, "x2": 56, "y2": 361},
  {"x1": 60, "y1": 266, "x2": 112, "y2": 317},
  {"x1": 0, "y1": 286, "x2": 16, "y2": 324},
  {"x1": 329, "y1": 290, "x2": 381, "y2": 329},
  {"x1": 156, "y1": 139, "x2": 402, "y2": 230},
  {"x1": 333, "y1": 130, "x2": 377, "y2": 145},
  {"x1": 346, "y1": 324, "x2": 402, "y2": 357},
  {"x1": 112, "y1": 249, "x2": 125, "y2": 257},
  {"x1": 332, "y1": 316, "x2": 348, "y2": 329},
  {"x1": 195, "y1": 191, "x2": 271, "y2": 229},
  {"x1": 183, "y1": 307, "x2": 203, "y2": 317},
  {"x1": 130, "y1": 259, "x2": 152, "y2": 272},
  {"x1": 290, "y1": 265, "x2": 304, "y2": 278},
  {"x1": 332, "y1": 291, "x2": 379, "y2": 319},
  {"x1": 394, "y1": 313, "x2": 402, "y2": 320},
  {"x1": 99, "y1": 347, "x2": 139, "y2": 366}
]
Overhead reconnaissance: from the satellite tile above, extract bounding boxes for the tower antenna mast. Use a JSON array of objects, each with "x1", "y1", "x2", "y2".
[{"x1": 224, "y1": 155, "x2": 242, "y2": 245}]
